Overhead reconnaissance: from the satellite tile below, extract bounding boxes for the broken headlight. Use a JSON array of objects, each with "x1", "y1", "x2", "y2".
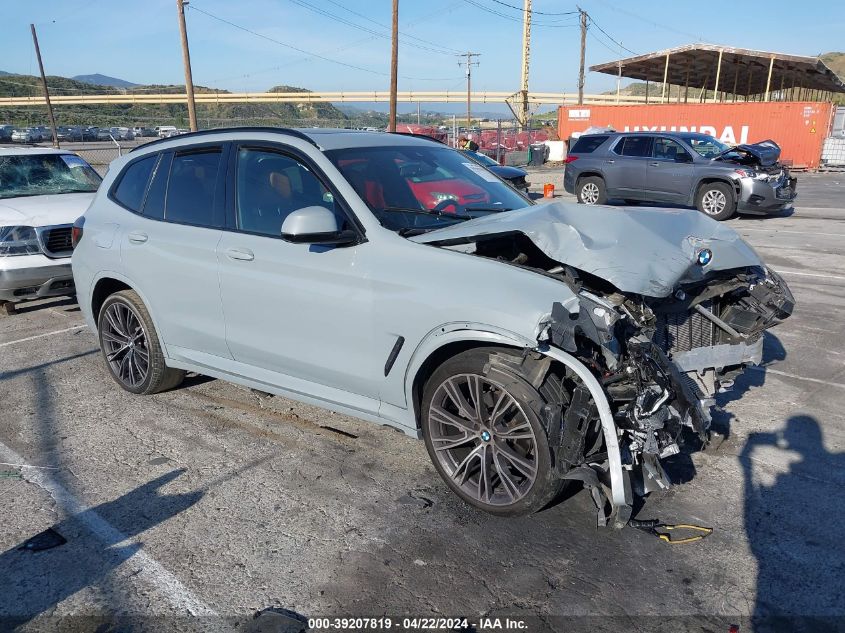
[{"x1": 0, "y1": 226, "x2": 41, "y2": 257}]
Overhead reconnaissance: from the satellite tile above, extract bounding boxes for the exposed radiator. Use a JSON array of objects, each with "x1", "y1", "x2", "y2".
[{"x1": 654, "y1": 300, "x2": 717, "y2": 354}]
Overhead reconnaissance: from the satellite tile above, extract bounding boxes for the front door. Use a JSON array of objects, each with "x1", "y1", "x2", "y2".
[
  {"x1": 217, "y1": 144, "x2": 381, "y2": 405},
  {"x1": 646, "y1": 136, "x2": 697, "y2": 203}
]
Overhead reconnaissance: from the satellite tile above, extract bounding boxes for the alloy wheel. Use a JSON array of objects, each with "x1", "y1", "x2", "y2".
[
  {"x1": 426, "y1": 373, "x2": 539, "y2": 506},
  {"x1": 702, "y1": 189, "x2": 727, "y2": 215},
  {"x1": 101, "y1": 302, "x2": 150, "y2": 389},
  {"x1": 580, "y1": 182, "x2": 600, "y2": 204}
]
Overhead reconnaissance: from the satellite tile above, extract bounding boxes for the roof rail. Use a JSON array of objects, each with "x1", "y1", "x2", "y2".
[{"x1": 129, "y1": 126, "x2": 320, "y2": 152}]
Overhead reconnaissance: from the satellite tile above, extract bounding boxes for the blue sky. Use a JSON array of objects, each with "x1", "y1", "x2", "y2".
[{"x1": 2, "y1": 0, "x2": 843, "y2": 101}]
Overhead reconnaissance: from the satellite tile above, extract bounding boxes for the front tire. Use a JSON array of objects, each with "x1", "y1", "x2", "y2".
[
  {"x1": 695, "y1": 182, "x2": 735, "y2": 221},
  {"x1": 97, "y1": 290, "x2": 184, "y2": 395},
  {"x1": 421, "y1": 348, "x2": 565, "y2": 516},
  {"x1": 576, "y1": 176, "x2": 607, "y2": 205}
]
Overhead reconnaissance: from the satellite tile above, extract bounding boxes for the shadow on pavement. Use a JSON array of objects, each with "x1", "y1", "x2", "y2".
[
  {"x1": 0, "y1": 469, "x2": 202, "y2": 628},
  {"x1": 741, "y1": 415, "x2": 845, "y2": 632}
]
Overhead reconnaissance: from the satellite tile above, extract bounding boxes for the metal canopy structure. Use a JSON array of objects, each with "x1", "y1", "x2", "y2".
[{"x1": 590, "y1": 44, "x2": 845, "y2": 102}]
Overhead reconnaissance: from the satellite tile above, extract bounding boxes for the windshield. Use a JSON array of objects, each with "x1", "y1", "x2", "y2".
[
  {"x1": 325, "y1": 145, "x2": 530, "y2": 234},
  {"x1": 0, "y1": 153, "x2": 101, "y2": 199},
  {"x1": 678, "y1": 133, "x2": 731, "y2": 158}
]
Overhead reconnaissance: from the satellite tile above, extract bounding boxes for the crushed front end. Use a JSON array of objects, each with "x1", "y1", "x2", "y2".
[{"x1": 539, "y1": 263, "x2": 794, "y2": 519}]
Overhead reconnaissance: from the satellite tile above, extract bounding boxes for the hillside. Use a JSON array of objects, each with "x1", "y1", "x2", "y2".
[
  {"x1": 73, "y1": 73, "x2": 139, "y2": 88},
  {"x1": 0, "y1": 73, "x2": 348, "y2": 128}
]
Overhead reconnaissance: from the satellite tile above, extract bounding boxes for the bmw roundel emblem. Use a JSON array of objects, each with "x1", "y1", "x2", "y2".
[{"x1": 697, "y1": 249, "x2": 713, "y2": 266}]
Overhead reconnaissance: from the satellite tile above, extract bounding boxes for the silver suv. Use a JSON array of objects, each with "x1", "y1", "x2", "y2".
[
  {"x1": 72, "y1": 128, "x2": 793, "y2": 526},
  {"x1": 563, "y1": 131, "x2": 797, "y2": 221}
]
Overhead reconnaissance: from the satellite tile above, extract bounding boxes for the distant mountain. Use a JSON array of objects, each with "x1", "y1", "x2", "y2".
[
  {"x1": 0, "y1": 70, "x2": 11, "y2": 76},
  {"x1": 72, "y1": 73, "x2": 139, "y2": 88}
]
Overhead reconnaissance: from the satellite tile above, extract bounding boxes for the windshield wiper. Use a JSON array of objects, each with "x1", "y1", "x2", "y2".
[
  {"x1": 463, "y1": 206, "x2": 513, "y2": 213},
  {"x1": 379, "y1": 206, "x2": 476, "y2": 221}
]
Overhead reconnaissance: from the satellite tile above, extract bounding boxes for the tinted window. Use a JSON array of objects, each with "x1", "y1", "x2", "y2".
[
  {"x1": 613, "y1": 136, "x2": 652, "y2": 157},
  {"x1": 652, "y1": 137, "x2": 691, "y2": 161},
  {"x1": 113, "y1": 155, "x2": 156, "y2": 211},
  {"x1": 164, "y1": 148, "x2": 223, "y2": 226},
  {"x1": 570, "y1": 135, "x2": 608, "y2": 154},
  {"x1": 236, "y1": 148, "x2": 343, "y2": 237}
]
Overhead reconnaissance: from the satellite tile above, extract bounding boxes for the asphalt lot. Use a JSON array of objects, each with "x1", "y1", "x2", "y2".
[{"x1": 1, "y1": 173, "x2": 844, "y2": 632}]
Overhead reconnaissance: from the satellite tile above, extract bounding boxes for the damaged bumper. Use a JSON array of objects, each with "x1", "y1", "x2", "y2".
[{"x1": 736, "y1": 174, "x2": 797, "y2": 214}]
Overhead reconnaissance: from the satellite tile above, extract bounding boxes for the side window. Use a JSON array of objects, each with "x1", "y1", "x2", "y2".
[
  {"x1": 164, "y1": 148, "x2": 223, "y2": 227},
  {"x1": 236, "y1": 148, "x2": 340, "y2": 237},
  {"x1": 112, "y1": 155, "x2": 157, "y2": 212},
  {"x1": 652, "y1": 137, "x2": 691, "y2": 162},
  {"x1": 613, "y1": 136, "x2": 652, "y2": 157},
  {"x1": 570, "y1": 135, "x2": 608, "y2": 154}
]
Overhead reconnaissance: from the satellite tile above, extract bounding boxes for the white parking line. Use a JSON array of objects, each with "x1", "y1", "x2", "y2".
[
  {"x1": 749, "y1": 366, "x2": 845, "y2": 389},
  {"x1": 0, "y1": 440, "x2": 218, "y2": 618},
  {"x1": 776, "y1": 269, "x2": 845, "y2": 282},
  {"x1": 0, "y1": 325, "x2": 86, "y2": 349}
]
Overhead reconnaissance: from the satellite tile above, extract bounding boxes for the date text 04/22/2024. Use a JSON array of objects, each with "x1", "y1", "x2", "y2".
[{"x1": 307, "y1": 617, "x2": 529, "y2": 630}]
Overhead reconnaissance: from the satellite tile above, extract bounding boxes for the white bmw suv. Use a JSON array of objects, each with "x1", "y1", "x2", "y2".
[
  {"x1": 72, "y1": 127, "x2": 793, "y2": 525},
  {"x1": 0, "y1": 147, "x2": 102, "y2": 312}
]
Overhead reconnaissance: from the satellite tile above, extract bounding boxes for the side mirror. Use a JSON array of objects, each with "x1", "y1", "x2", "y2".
[{"x1": 280, "y1": 206, "x2": 357, "y2": 246}]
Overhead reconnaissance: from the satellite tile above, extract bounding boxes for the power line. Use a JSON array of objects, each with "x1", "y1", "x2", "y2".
[
  {"x1": 187, "y1": 5, "x2": 456, "y2": 81},
  {"x1": 285, "y1": 0, "x2": 458, "y2": 56},
  {"x1": 586, "y1": 15, "x2": 636, "y2": 55},
  {"x1": 486, "y1": 0, "x2": 577, "y2": 15},
  {"x1": 320, "y1": 0, "x2": 464, "y2": 55},
  {"x1": 460, "y1": 0, "x2": 578, "y2": 26}
]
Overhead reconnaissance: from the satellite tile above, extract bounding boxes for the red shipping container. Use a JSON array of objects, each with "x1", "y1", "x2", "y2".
[{"x1": 557, "y1": 101, "x2": 834, "y2": 168}]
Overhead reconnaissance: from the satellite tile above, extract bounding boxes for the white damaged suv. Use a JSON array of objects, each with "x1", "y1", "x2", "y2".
[{"x1": 0, "y1": 147, "x2": 101, "y2": 311}]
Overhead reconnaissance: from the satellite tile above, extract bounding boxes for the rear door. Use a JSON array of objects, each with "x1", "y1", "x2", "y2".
[
  {"x1": 119, "y1": 143, "x2": 232, "y2": 361},
  {"x1": 646, "y1": 136, "x2": 697, "y2": 202},
  {"x1": 603, "y1": 135, "x2": 652, "y2": 199}
]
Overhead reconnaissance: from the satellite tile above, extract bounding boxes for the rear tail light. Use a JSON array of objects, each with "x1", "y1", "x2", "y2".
[
  {"x1": 564, "y1": 155, "x2": 579, "y2": 163},
  {"x1": 71, "y1": 216, "x2": 85, "y2": 248}
]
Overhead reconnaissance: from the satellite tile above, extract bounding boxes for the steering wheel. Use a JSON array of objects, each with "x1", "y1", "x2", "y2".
[{"x1": 432, "y1": 198, "x2": 460, "y2": 214}]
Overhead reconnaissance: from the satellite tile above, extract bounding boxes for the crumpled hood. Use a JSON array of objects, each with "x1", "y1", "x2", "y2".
[
  {"x1": 0, "y1": 192, "x2": 95, "y2": 227},
  {"x1": 411, "y1": 201, "x2": 763, "y2": 297},
  {"x1": 718, "y1": 139, "x2": 781, "y2": 166}
]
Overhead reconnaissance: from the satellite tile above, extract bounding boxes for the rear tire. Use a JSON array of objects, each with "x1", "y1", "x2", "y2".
[
  {"x1": 420, "y1": 348, "x2": 568, "y2": 517},
  {"x1": 97, "y1": 290, "x2": 184, "y2": 395},
  {"x1": 576, "y1": 176, "x2": 607, "y2": 205},
  {"x1": 695, "y1": 182, "x2": 735, "y2": 221}
]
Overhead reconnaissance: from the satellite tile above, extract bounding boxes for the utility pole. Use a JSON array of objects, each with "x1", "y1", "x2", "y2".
[
  {"x1": 577, "y1": 8, "x2": 587, "y2": 105},
  {"x1": 458, "y1": 52, "x2": 480, "y2": 131},
  {"x1": 388, "y1": 0, "x2": 399, "y2": 132},
  {"x1": 176, "y1": 0, "x2": 198, "y2": 132},
  {"x1": 519, "y1": 0, "x2": 531, "y2": 129},
  {"x1": 30, "y1": 24, "x2": 58, "y2": 148}
]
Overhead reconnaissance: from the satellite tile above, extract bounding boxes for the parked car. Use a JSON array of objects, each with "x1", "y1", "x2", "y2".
[
  {"x1": 460, "y1": 149, "x2": 530, "y2": 193},
  {"x1": 97, "y1": 128, "x2": 115, "y2": 141},
  {"x1": 72, "y1": 128, "x2": 793, "y2": 524},
  {"x1": 563, "y1": 131, "x2": 797, "y2": 221},
  {"x1": 0, "y1": 125, "x2": 14, "y2": 142},
  {"x1": 11, "y1": 128, "x2": 34, "y2": 143},
  {"x1": 0, "y1": 148, "x2": 102, "y2": 307},
  {"x1": 155, "y1": 126, "x2": 178, "y2": 138},
  {"x1": 111, "y1": 127, "x2": 135, "y2": 141}
]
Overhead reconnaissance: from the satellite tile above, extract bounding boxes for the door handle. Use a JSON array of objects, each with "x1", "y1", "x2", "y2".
[
  {"x1": 649, "y1": 162, "x2": 660, "y2": 166},
  {"x1": 604, "y1": 159, "x2": 615, "y2": 164},
  {"x1": 127, "y1": 231, "x2": 148, "y2": 244},
  {"x1": 225, "y1": 247, "x2": 254, "y2": 261}
]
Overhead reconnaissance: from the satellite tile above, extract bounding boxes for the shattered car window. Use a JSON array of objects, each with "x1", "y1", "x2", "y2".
[
  {"x1": 326, "y1": 145, "x2": 530, "y2": 233},
  {"x1": 0, "y1": 154, "x2": 102, "y2": 200}
]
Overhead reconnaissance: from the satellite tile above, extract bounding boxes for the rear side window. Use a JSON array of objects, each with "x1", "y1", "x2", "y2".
[
  {"x1": 570, "y1": 135, "x2": 608, "y2": 154},
  {"x1": 613, "y1": 136, "x2": 652, "y2": 157},
  {"x1": 164, "y1": 148, "x2": 223, "y2": 227},
  {"x1": 112, "y1": 155, "x2": 157, "y2": 212}
]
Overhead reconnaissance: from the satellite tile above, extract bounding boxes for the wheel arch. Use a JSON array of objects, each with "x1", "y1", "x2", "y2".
[
  {"x1": 695, "y1": 176, "x2": 739, "y2": 202},
  {"x1": 88, "y1": 273, "x2": 165, "y2": 349},
  {"x1": 575, "y1": 170, "x2": 604, "y2": 185}
]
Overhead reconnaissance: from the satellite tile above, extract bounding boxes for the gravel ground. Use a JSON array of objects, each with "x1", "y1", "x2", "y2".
[{"x1": 1, "y1": 173, "x2": 843, "y2": 633}]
